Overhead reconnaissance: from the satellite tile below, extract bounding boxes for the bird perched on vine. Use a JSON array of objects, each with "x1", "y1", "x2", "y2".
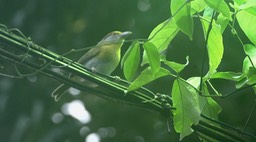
[{"x1": 52, "y1": 31, "x2": 132, "y2": 101}]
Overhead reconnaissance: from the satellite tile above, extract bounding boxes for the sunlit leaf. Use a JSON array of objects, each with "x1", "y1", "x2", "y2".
[
  {"x1": 191, "y1": 0, "x2": 207, "y2": 14},
  {"x1": 128, "y1": 67, "x2": 170, "y2": 91},
  {"x1": 244, "y1": 44, "x2": 256, "y2": 63},
  {"x1": 236, "y1": 77, "x2": 248, "y2": 89},
  {"x1": 243, "y1": 57, "x2": 253, "y2": 75},
  {"x1": 171, "y1": 0, "x2": 194, "y2": 40},
  {"x1": 247, "y1": 67, "x2": 256, "y2": 85},
  {"x1": 242, "y1": 44, "x2": 256, "y2": 74},
  {"x1": 172, "y1": 78, "x2": 200, "y2": 140},
  {"x1": 210, "y1": 71, "x2": 243, "y2": 81},
  {"x1": 199, "y1": 96, "x2": 222, "y2": 119},
  {"x1": 143, "y1": 42, "x2": 160, "y2": 74},
  {"x1": 240, "y1": 56, "x2": 256, "y2": 87},
  {"x1": 237, "y1": 10, "x2": 256, "y2": 45},
  {"x1": 216, "y1": 13, "x2": 229, "y2": 33},
  {"x1": 203, "y1": 6, "x2": 214, "y2": 17},
  {"x1": 201, "y1": 20, "x2": 224, "y2": 75},
  {"x1": 187, "y1": 77, "x2": 222, "y2": 119},
  {"x1": 245, "y1": 6, "x2": 256, "y2": 16},
  {"x1": 121, "y1": 41, "x2": 140, "y2": 81},
  {"x1": 236, "y1": 0, "x2": 256, "y2": 16},
  {"x1": 234, "y1": 0, "x2": 247, "y2": 5},
  {"x1": 239, "y1": 0, "x2": 256, "y2": 10},
  {"x1": 148, "y1": 19, "x2": 179, "y2": 52},
  {"x1": 163, "y1": 56, "x2": 189, "y2": 73},
  {"x1": 204, "y1": 0, "x2": 231, "y2": 20},
  {"x1": 142, "y1": 19, "x2": 179, "y2": 66}
]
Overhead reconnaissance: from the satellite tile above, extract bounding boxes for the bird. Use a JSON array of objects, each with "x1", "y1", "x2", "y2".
[{"x1": 51, "y1": 31, "x2": 132, "y2": 101}]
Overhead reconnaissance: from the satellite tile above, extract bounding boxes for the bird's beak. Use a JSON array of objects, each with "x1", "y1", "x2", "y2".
[{"x1": 120, "y1": 31, "x2": 132, "y2": 39}]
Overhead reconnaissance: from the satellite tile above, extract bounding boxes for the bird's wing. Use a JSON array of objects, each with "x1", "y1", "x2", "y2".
[{"x1": 77, "y1": 46, "x2": 101, "y2": 63}]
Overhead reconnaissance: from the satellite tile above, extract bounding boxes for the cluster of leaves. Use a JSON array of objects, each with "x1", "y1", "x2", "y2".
[{"x1": 121, "y1": 0, "x2": 256, "y2": 140}]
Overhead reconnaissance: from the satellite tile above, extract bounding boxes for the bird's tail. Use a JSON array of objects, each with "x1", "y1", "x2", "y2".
[{"x1": 51, "y1": 84, "x2": 70, "y2": 101}]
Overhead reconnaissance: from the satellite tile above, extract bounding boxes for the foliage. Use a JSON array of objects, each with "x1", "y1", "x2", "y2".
[
  {"x1": 122, "y1": 0, "x2": 256, "y2": 140},
  {"x1": 1, "y1": 0, "x2": 256, "y2": 141}
]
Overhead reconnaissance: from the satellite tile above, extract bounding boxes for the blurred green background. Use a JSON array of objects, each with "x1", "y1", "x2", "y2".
[{"x1": 0, "y1": 0, "x2": 255, "y2": 142}]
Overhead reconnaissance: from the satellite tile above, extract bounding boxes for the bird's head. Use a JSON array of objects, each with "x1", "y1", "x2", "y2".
[{"x1": 98, "y1": 31, "x2": 132, "y2": 45}]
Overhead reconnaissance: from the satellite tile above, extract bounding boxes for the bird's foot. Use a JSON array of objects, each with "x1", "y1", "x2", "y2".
[
  {"x1": 113, "y1": 76, "x2": 121, "y2": 81},
  {"x1": 91, "y1": 67, "x2": 96, "y2": 73}
]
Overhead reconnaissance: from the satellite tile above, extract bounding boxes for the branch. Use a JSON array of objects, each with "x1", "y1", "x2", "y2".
[{"x1": 0, "y1": 24, "x2": 253, "y2": 142}]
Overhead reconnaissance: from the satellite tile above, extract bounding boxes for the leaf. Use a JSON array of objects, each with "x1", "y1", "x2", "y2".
[
  {"x1": 244, "y1": 44, "x2": 256, "y2": 63},
  {"x1": 247, "y1": 67, "x2": 256, "y2": 85},
  {"x1": 203, "y1": 6, "x2": 214, "y2": 17},
  {"x1": 234, "y1": 0, "x2": 247, "y2": 5},
  {"x1": 240, "y1": 55, "x2": 256, "y2": 86},
  {"x1": 242, "y1": 44, "x2": 256, "y2": 74},
  {"x1": 187, "y1": 77, "x2": 221, "y2": 119},
  {"x1": 243, "y1": 57, "x2": 253, "y2": 75},
  {"x1": 201, "y1": 20, "x2": 224, "y2": 75},
  {"x1": 199, "y1": 96, "x2": 222, "y2": 119},
  {"x1": 128, "y1": 67, "x2": 170, "y2": 91},
  {"x1": 148, "y1": 19, "x2": 179, "y2": 52},
  {"x1": 239, "y1": 0, "x2": 256, "y2": 10},
  {"x1": 171, "y1": 0, "x2": 194, "y2": 40},
  {"x1": 245, "y1": 6, "x2": 256, "y2": 16},
  {"x1": 216, "y1": 13, "x2": 229, "y2": 33},
  {"x1": 191, "y1": 0, "x2": 207, "y2": 14},
  {"x1": 236, "y1": 77, "x2": 248, "y2": 89},
  {"x1": 210, "y1": 71, "x2": 243, "y2": 81},
  {"x1": 237, "y1": 10, "x2": 256, "y2": 45},
  {"x1": 142, "y1": 19, "x2": 179, "y2": 66},
  {"x1": 143, "y1": 42, "x2": 160, "y2": 74},
  {"x1": 163, "y1": 56, "x2": 189, "y2": 73},
  {"x1": 172, "y1": 78, "x2": 200, "y2": 140},
  {"x1": 121, "y1": 41, "x2": 140, "y2": 81},
  {"x1": 204, "y1": 0, "x2": 231, "y2": 20}
]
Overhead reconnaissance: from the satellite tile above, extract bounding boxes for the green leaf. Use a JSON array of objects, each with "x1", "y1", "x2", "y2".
[
  {"x1": 237, "y1": 10, "x2": 256, "y2": 45},
  {"x1": 143, "y1": 42, "x2": 160, "y2": 74},
  {"x1": 172, "y1": 78, "x2": 200, "y2": 140},
  {"x1": 210, "y1": 71, "x2": 243, "y2": 81},
  {"x1": 203, "y1": 6, "x2": 214, "y2": 17},
  {"x1": 143, "y1": 19, "x2": 179, "y2": 66},
  {"x1": 204, "y1": 0, "x2": 231, "y2": 20},
  {"x1": 244, "y1": 44, "x2": 256, "y2": 62},
  {"x1": 236, "y1": 77, "x2": 248, "y2": 89},
  {"x1": 201, "y1": 20, "x2": 224, "y2": 75},
  {"x1": 148, "y1": 19, "x2": 179, "y2": 52},
  {"x1": 245, "y1": 5, "x2": 256, "y2": 16},
  {"x1": 199, "y1": 96, "x2": 222, "y2": 119},
  {"x1": 239, "y1": 0, "x2": 256, "y2": 10},
  {"x1": 234, "y1": 0, "x2": 247, "y2": 5},
  {"x1": 171, "y1": 0, "x2": 194, "y2": 40},
  {"x1": 241, "y1": 56, "x2": 256, "y2": 86},
  {"x1": 243, "y1": 57, "x2": 253, "y2": 74},
  {"x1": 128, "y1": 67, "x2": 170, "y2": 91},
  {"x1": 242, "y1": 44, "x2": 256, "y2": 74},
  {"x1": 121, "y1": 41, "x2": 140, "y2": 81},
  {"x1": 216, "y1": 13, "x2": 229, "y2": 33},
  {"x1": 191, "y1": 0, "x2": 207, "y2": 14},
  {"x1": 163, "y1": 56, "x2": 189, "y2": 73},
  {"x1": 247, "y1": 67, "x2": 256, "y2": 85},
  {"x1": 243, "y1": 44, "x2": 256, "y2": 84},
  {"x1": 187, "y1": 77, "x2": 221, "y2": 119}
]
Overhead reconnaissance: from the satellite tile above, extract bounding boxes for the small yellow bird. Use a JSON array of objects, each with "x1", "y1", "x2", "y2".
[{"x1": 52, "y1": 31, "x2": 132, "y2": 101}]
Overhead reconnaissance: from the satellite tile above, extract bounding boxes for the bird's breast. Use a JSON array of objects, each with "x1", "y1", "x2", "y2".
[{"x1": 84, "y1": 45, "x2": 121, "y2": 75}]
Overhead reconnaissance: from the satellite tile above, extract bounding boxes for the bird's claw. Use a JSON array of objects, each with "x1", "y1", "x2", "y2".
[
  {"x1": 113, "y1": 76, "x2": 121, "y2": 81},
  {"x1": 91, "y1": 67, "x2": 96, "y2": 73}
]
